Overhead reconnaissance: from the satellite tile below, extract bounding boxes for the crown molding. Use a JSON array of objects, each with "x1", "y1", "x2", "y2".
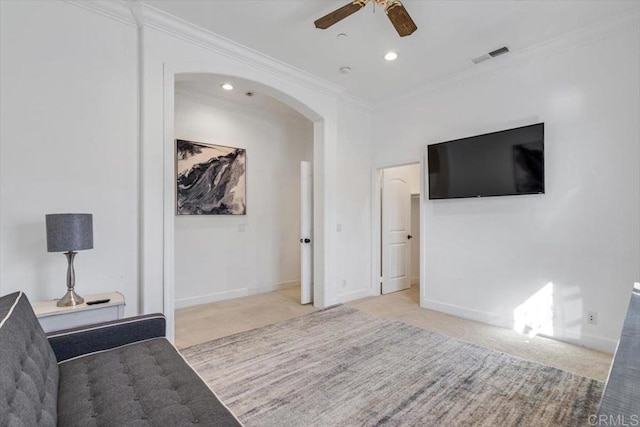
[
  {"x1": 64, "y1": 0, "x2": 136, "y2": 27},
  {"x1": 62, "y1": 0, "x2": 636, "y2": 115},
  {"x1": 374, "y1": 12, "x2": 640, "y2": 111},
  {"x1": 141, "y1": 4, "x2": 349, "y2": 98},
  {"x1": 65, "y1": 0, "x2": 370, "y2": 112}
]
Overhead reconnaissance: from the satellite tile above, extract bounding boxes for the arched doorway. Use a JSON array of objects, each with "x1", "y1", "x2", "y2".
[{"x1": 153, "y1": 67, "x2": 339, "y2": 341}]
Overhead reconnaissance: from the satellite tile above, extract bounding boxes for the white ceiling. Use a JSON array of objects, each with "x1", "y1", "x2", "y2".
[
  {"x1": 146, "y1": 0, "x2": 639, "y2": 103},
  {"x1": 175, "y1": 74, "x2": 309, "y2": 121}
]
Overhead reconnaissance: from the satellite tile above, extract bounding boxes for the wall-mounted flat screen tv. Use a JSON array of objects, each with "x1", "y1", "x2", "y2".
[{"x1": 428, "y1": 123, "x2": 544, "y2": 200}]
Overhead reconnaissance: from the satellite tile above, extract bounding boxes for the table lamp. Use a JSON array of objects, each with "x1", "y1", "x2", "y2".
[{"x1": 45, "y1": 213, "x2": 93, "y2": 307}]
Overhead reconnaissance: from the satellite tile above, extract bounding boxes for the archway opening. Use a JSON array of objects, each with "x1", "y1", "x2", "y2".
[{"x1": 159, "y1": 71, "x2": 333, "y2": 342}]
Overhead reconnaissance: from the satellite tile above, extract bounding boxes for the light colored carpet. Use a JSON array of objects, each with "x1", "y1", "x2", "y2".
[
  {"x1": 182, "y1": 306, "x2": 602, "y2": 427},
  {"x1": 347, "y1": 286, "x2": 612, "y2": 381}
]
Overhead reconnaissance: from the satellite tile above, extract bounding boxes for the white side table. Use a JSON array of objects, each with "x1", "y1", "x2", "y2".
[{"x1": 33, "y1": 291, "x2": 125, "y2": 333}]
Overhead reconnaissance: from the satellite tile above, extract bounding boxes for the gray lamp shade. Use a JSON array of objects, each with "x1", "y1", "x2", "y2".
[{"x1": 45, "y1": 213, "x2": 93, "y2": 252}]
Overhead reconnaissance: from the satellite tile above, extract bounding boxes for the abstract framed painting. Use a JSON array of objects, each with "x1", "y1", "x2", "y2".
[{"x1": 176, "y1": 139, "x2": 246, "y2": 215}]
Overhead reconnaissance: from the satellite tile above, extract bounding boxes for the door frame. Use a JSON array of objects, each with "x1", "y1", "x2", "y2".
[
  {"x1": 300, "y1": 160, "x2": 313, "y2": 304},
  {"x1": 371, "y1": 158, "x2": 427, "y2": 304}
]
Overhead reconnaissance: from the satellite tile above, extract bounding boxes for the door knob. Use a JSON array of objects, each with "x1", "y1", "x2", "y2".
[
  {"x1": 407, "y1": 235, "x2": 413, "y2": 240},
  {"x1": 300, "y1": 238, "x2": 311, "y2": 243}
]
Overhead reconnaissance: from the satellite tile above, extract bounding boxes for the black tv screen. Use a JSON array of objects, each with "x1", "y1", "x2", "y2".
[{"x1": 428, "y1": 123, "x2": 544, "y2": 200}]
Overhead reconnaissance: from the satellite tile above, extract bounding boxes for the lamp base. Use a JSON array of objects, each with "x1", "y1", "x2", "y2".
[{"x1": 57, "y1": 289, "x2": 84, "y2": 307}]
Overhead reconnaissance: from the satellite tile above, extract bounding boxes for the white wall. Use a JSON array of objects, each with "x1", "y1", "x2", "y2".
[
  {"x1": 373, "y1": 25, "x2": 640, "y2": 352},
  {"x1": 173, "y1": 90, "x2": 313, "y2": 308},
  {"x1": 0, "y1": 1, "x2": 139, "y2": 313},
  {"x1": 334, "y1": 103, "x2": 373, "y2": 302}
]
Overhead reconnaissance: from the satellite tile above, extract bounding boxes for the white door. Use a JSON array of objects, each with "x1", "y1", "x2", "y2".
[
  {"x1": 381, "y1": 167, "x2": 412, "y2": 294},
  {"x1": 300, "y1": 161, "x2": 313, "y2": 304}
]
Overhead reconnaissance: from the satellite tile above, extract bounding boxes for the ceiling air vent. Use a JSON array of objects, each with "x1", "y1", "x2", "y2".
[
  {"x1": 471, "y1": 46, "x2": 510, "y2": 65},
  {"x1": 489, "y1": 46, "x2": 509, "y2": 57}
]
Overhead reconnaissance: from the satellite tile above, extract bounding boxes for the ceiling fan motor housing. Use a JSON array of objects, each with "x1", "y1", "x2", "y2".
[{"x1": 315, "y1": 0, "x2": 417, "y2": 37}]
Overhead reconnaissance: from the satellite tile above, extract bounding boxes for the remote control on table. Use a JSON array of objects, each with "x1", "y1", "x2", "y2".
[{"x1": 86, "y1": 299, "x2": 111, "y2": 305}]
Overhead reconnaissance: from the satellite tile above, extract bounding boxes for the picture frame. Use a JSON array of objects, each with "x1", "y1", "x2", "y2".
[{"x1": 175, "y1": 139, "x2": 246, "y2": 215}]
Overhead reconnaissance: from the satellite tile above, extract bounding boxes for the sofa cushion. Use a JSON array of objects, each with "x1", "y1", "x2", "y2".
[
  {"x1": 57, "y1": 337, "x2": 241, "y2": 426},
  {"x1": 0, "y1": 292, "x2": 59, "y2": 426}
]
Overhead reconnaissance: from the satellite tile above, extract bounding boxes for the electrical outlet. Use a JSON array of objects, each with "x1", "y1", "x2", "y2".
[
  {"x1": 586, "y1": 311, "x2": 598, "y2": 325},
  {"x1": 342, "y1": 279, "x2": 347, "y2": 288}
]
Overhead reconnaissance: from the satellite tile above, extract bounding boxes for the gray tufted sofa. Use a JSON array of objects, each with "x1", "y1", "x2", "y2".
[{"x1": 0, "y1": 291, "x2": 242, "y2": 426}]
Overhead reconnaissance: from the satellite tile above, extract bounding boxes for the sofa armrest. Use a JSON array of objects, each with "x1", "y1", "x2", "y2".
[
  {"x1": 596, "y1": 285, "x2": 640, "y2": 422},
  {"x1": 47, "y1": 313, "x2": 166, "y2": 362}
]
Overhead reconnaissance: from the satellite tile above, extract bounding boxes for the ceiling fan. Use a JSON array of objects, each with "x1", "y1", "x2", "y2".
[{"x1": 314, "y1": 0, "x2": 417, "y2": 37}]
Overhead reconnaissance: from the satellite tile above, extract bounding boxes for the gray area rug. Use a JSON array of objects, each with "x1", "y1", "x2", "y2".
[{"x1": 181, "y1": 306, "x2": 602, "y2": 427}]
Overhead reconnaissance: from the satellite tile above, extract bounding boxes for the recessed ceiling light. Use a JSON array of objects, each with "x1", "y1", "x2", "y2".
[
  {"x1": 221, "y1": 83, "x2": 234, "y2": 91},
  {"x1": 384, "y1": 51, "x2": 398, "y2": 61},
  {"x1": 337, "y1": 33, "x2": 347, "y2": 39},
  {"x1": 339, "y1": 66, "x2": 351, "y2": 74}
]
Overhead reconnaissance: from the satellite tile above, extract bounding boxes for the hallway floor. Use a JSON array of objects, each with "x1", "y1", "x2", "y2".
[{"x1": 175, "y1": 285, "x2": 612, "y2": 381}]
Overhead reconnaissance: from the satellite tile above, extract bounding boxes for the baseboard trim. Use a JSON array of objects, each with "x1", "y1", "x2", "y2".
[
  {"x1": 334, "y1": 288, "x2": 370, "y2": 305},
  {"x1": 175, "y1": 289, "x2": 248, "y2": 309},
  {"x1": 421, "y1": 298, "x2": 511, "y2": 329},
  {"x1": 248, "y1": 280, "x2": 300, "y2": 296},
  {"x1": 175, "y1": 280, "x2": 300, "y2": 309},
  {"x1": 421, "y1": 298, "x2": 617, "y2": 353},
  {"x1": 543, "y1": 328, "x2": 618, "y2": 354}
]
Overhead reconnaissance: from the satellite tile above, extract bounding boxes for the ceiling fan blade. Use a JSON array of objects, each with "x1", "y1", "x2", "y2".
[
  {"x1": 385, "y1": 1, "x2": 417, "y2": 37},
  {"x1": 314, "y1": 1, "x2": 368, "y2": 30}
]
